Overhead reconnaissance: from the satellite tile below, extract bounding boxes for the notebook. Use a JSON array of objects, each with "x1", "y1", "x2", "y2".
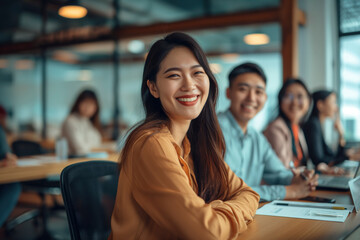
[
  {"x1": 349, "y1": 175, "x2": 360, "y2": 212},
  {"x1": 317, "y1": 161, "x2": 360, "y2": 190}
]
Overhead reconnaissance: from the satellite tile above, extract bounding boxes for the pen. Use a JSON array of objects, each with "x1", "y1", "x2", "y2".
[
  {"x1": 311, "y1": 211, "x2": 344, "y2": 218},
  {"x1": 274, "y1": 202, "x2": 347, "y2": 210},
  {"x1": 289, "y1": 161, "x2": 309, "y2": 181},
  {"x1": 300, "y1": 172, "x2": 308, "y2": 181}
]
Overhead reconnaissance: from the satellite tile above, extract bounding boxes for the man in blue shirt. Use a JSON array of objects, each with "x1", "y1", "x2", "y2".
[{"x1": 218, "y1": 62, "x2": 317, "y2": 201}]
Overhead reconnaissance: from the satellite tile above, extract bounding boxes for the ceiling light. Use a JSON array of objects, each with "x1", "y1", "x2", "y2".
[
  {"x1": 52, "y1": 50, "x2": 78, "y2": 64},
  {"x1": 243, "y1": 33, "x2": 270, "y2": 45},
  {"x1": 128, "y1": 40, "x2": 145, "y2": 54},
  {"x1": 65, "y1": 70, "x2": 92, "y2": 81},
  {"x1": 78, "y1": 70, "x2": 92, "y2": 81},
  {"x1": 58, "y1": 1, "x2": 87, "y2": 19}
]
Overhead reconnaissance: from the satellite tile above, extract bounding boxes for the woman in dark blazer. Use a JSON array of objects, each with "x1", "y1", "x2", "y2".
[{"x1": 303, "y1": 90, "x2": 358, "y2": 174}]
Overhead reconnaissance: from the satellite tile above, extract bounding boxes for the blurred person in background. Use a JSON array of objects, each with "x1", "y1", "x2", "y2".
[
  {"x1": 264, "y1": 79, "x2": 311, "y2": 170},
  {"x1": 61, "y1": 89, "x2": 102, "y2": 156},
  {"x1": 303, "y1": 90, "x2": 360, "y2": 174},
  {"x1": 0, "y1": 106, "x2": 21, "y2": 227},
  {"x1": 0, "y1": 106, "x2": 6, "y2": 129},
  {"x1": 218, "y1": 63, "x2": 317, "y2": 202}
]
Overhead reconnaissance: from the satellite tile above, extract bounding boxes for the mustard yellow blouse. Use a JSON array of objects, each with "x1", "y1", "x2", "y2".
[{"x1": 109, "y1": 126, "x2": 259, "y2": 240}]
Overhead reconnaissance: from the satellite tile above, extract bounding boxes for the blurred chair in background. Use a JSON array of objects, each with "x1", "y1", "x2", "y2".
[
  {"x1": 7, "y1": 139, "x2": 62, "y2": 238},
  {"x1": 12, "y1": 140, "x2": 47, "y2": 157}
]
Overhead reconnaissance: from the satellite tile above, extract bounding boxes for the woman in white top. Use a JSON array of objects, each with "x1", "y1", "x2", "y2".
[{"x1": 61, "y1": 89, "x2": 102, "y2": 156}]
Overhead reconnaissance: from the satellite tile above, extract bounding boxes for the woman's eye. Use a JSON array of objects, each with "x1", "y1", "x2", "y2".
[
  {"x1": 167, "y1": 74, "x2": 180, "y2": 78},
  {"x1": 194, "y1": 71, "x2": 204, "y2": 75}
]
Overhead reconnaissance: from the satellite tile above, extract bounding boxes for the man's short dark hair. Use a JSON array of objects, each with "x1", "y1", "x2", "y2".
[{"x1": 228, "y1": 62, "x2": 267, "y2": 87}]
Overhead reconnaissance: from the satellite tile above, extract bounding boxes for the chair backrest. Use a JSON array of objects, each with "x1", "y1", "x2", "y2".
[
  {"x1": 11, "y1": 140, "x2": 46, "y2": 157},
  {"x1": 60, "y1": 161, "x2": 119, "y2": 240}
]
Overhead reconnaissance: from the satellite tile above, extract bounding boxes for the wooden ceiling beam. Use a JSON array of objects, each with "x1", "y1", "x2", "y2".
[
  {"x1": 0, "y1": 7, "x2": 280, "y2": 55},
  {"x1": 116, "y1": 8, "x2": 280, "y2": 38},
  {"x1": 0, "y1": 2, "x2": 307, "y2": 82}
]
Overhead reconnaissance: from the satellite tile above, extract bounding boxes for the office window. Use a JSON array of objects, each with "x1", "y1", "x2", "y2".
[
  {"x1": 339, "y1": 36, "x2": 360, "y2": 142},
  {"x1": 338, "y1": 0, "x2": 360, "y2": 142},
  {"x1": 339, "y1": 0, "x2": 360, "y2": 34}
]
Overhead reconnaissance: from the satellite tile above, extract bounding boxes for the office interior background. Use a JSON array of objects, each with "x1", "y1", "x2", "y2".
[{"x1": 0, "y1": 0, "x2": 359, "y2": 146}]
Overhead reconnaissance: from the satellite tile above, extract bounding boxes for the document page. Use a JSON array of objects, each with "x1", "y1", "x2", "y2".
[
  {"x1": 256, "y1": 200, "x2": 354, "y2": 222},
  {"x1": 17, "y1": 156, "x2": 59, "y2": 167}
]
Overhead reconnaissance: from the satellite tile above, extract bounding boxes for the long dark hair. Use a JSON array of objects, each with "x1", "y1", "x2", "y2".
[
  {"x1": 277, "y1": 78, "x2": 311, "y2": 123},
  {"x1": 70, "y1": 89, "x2": 101, "y2": 131},
  {"x1": 121, "y1": 32, "x2": 234, "y2": 203},
  {"x1": 309, "y1": 90, "x2": 334, "y2": 118}
]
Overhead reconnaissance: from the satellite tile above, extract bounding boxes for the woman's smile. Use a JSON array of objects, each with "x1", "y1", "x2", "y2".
[{"x1": 176, "y1": 95, "x2": 199, "y2": 106}]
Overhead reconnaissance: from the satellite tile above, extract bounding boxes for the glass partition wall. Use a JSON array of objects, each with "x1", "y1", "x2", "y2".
[{"x1": 0, "y1": 0, "x2": 283, "y2": 142}]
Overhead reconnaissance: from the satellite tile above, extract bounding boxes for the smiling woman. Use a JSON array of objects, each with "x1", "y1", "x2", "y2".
[
  {"x1": 147, "y1": 46, "x2": 209, "y2": 131},
  {"x1": 263, "y1": 79, "x2": 311, "y2": 169},
  {"x1": 108, "y1": 32, "x2": 259, "y2": 240}
]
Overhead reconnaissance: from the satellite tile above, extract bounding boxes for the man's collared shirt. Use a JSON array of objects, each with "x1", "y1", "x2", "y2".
[{"x1": 218, "y1": 109, "x2": 293, "y2": 201}]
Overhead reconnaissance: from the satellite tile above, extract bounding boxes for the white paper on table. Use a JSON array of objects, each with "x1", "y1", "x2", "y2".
[
  {"x1": 85, "y1": 152, "x2": 109, "y2": 158},
  {"x1": 256, "y1": 200, "x2": 354, "y2": 222},
  {"x1": 30, "y1": 156, "x2": 58, "y2": 163},
  {"x1": 17, "y1": 159, "x2": 44, "y2": 166},
  {"x1": 17, "y1": 156, "x2": 59, "y2": 167}
]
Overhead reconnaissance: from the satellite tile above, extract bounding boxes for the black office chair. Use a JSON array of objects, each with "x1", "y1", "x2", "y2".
[
  {"x1": 7, "y1": 139, "x2": 61, "y2": 238},
  {"x1": 11, "y1": 139, "x2": 48, "y2": 157},
  {"x1": 60, "y1": 161, "x2": 119, "y2": 240}
]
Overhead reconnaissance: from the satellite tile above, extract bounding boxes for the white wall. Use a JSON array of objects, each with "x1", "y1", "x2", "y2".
[
  {"x1": 299, "y1": 0, "x2": 338, "y2": 91},
  {"x1": 298, "y1": 0, "x2": 339, "y2": 144}
]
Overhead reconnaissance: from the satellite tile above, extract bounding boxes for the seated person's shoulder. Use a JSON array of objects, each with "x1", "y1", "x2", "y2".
[
  {"x1": 125, "y1": 127, "x2": 180, "y2": 171},
  {"x1": 63, "y1": 114, "x2": 81, "y2": 127},
  {"x1": 131, "y1": 127, "x2": 174, "y2": 154},
  {"x1": 268, "y1": 117, "x2": 287, "y2": 129},
  {"x1": 303, "y1": 119, "x2": 319, "y2": 137},
  {"x1": 264, "y1": 118, "x2": 287, "y2": 135}
]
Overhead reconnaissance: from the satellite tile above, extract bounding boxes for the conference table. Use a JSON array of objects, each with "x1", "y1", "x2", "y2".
[
  {"x1": 0, "y1": 153, "x2": 119, "y2": 184},
  {"x1": 0, "y1": 156, "x2": 359, "y2": 239},
  {"x1": 239, "y1": 190, "x2": 359, "y2": 240}
]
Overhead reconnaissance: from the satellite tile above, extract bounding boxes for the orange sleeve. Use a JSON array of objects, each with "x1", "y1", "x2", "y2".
[{"x1": 127, "y1": 134, "x2": 259, "y2": 240}]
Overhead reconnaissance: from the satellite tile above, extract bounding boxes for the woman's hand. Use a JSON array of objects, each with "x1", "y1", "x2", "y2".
[
  {"x1": 334, "y1": 112, "x2": 346, "y2": 146},
  {"x1": 286, "y1": 169, "x2": 318, "y2": 199},
  {"x1": 345, "y1": 148, "x2": 360, "y2": 161},
  {"x1": 0, "y1": 152, "x2": 18, "y2": 167},
  {"x1": 316, "y1": 162, "x2": 345, "y2": 175},
  {"x1": 334, "y1": 111, "x2": 344, "y2": 134}
]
